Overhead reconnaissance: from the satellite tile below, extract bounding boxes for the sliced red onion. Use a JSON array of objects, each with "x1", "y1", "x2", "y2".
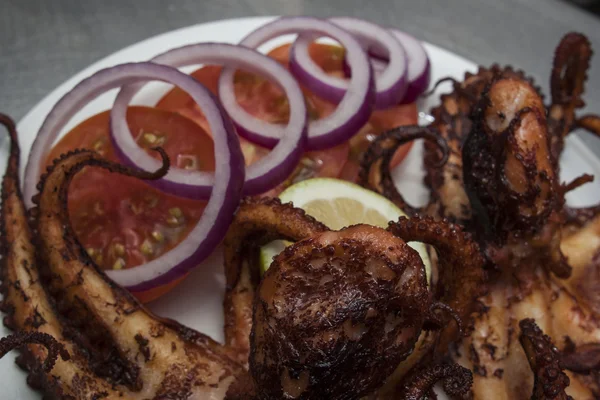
[
  {"x1": 23, "y1": 62, "x2": 245, "y2": 291},
  {"x1": 365, "y1": 29, "x2": 431, "y2": 104},
  {"x1": 112, "y1": 43, "x2": 307, "y2": 198},
  {"x1": 344, "y1": 57, "x2": 387, "y2": 78},
  {"x1": 220, "y1": 16, "x2": 374, "y2": 151},
  {"x1": 304, "y1": 17, "x2": 408, "y2": 109}
]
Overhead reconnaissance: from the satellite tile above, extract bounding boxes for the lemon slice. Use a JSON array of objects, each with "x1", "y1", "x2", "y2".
[{"x1": 260, "y1": 178, "x2": 431, "y2": 278}]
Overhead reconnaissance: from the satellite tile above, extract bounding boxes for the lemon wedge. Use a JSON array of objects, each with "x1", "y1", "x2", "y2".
[{"x1": 259, "y1": 178, "x2": 431, "y2": 278}]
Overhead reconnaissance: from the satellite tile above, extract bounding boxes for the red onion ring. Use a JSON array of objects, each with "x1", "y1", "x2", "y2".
[
  {"x1": 220, "y1": 16, "x2": 375, "y2": 151},
  {"x1": 362, "y1": 29, "x2": 431, "y2": 104},
  {"x1": 23, "y1": 62, "x2": 245, "y2": 291},
  {"x1": 112, "y1": 43, "x2": 307, "y2": 199},
  {"x1": 295, "y1": 17, "x2": 408, "y2": 109}
]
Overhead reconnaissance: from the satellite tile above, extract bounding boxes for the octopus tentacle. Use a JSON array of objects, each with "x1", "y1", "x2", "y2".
[
  {"x1": 31, "y1": 147, "x2": 244, "y2": 397},
  {"x1": 562, "y1": 173, "x2": 594, "y2": 195},
  {"x1": 387, "y1": 216, "x2": 485, "y2": 355},
  {"x1": 223, "y1": 197, "x2": 328, "y2": 365},
  {"x1": 427, "y1": 301, "x2": 465, "y2": 337},
  {"x1": 564, "y1": 175, "x2": 600, "y2": 227},
  {"x1": 358, "y1": 126, "x2": 449, "y2": 216},
  {"x1": 562, "y1": 174, "x2": 599, "y2": 226},
  {"x1": 0, "y1": 332, "x2": 69, "y2": 373},
  {"x1": 519, "y1": 319, "x2": 573, "y2": 400},
  {"x1": 0, "y1": 114, "x2": 135, "y2": 398},
  {"x1": 250, "y1": 224, "x2": 431, "y2": 399},
  {"x1": 548, "y1": 33, "x2": 593, "y2": 161},
  {"x1": 563, "y1": 116, "x2": 600, "y2": 225},
  {"x1": 397, "y1": 363, "x2": 473, "y2": 400},
  {"x1": 420, "y1": 76, "x2": 462, "y2": 97},
  {"x1": 576, "y1": 115, "x2": 600, "y2": 139}
]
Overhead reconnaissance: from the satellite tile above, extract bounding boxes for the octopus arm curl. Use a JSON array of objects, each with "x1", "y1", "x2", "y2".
[
  {"x1": 0, "y1": 332, "x2": 69, "y2": 373},
  {"x1": 358, "y1": 126, "x2": 449, "y2": 216},
  {"x1": 397, "y1": 363, "x2": 473, "y2": 400},
  {"x1": 519, "y1": 319, "x2": 572, "y2": 400},
  {"x1": 387, "y1": 216, "x2": 485, "y2": 354},
  {"x1": 223, "y1": 197, "x2": 328, "y2": 365},
  {"x1": 549, "y1": 32, "x2": 593, "y2": 160}
]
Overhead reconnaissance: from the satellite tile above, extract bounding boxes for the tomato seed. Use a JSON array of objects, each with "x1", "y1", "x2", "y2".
[
  {"x1": 140, "y1": 239, "x2": 154, "y2": 256},
  {"x1": 151, "y1": 231, "x2": 164, "y2": 242},
  {"x1": 166, "y1": 216, "x2": 180, "y2": 227},
  {"x1": 143, "y1": 132, "x2": 158, "y2": 144},
  {"x1": 113, "y1": 258, "x2": 126, "y2": 270},
  {"x1": 168, "y1": 207, "x2": 183, "y2": 218},
  {"x1": 113, "y1": 243, "x2": 125, "y2": 257}
]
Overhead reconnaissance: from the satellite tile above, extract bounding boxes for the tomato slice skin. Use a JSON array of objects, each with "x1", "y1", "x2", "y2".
[
  {"x1": 45, "y1": 106, "x2": 213, "y2": 303},
  {"x1": 156, "y1": 42, "x2": 417, "y2": 189}
]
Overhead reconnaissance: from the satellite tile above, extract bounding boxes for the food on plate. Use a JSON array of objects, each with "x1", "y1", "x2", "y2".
[
  {"x1": 156, "y1": 42, "x2": 418, "y2": 187},
  {"x1": 1, "y1": 14, "x2": 599, "y2": 400},
  {"x1": 29, "y1": 30, "x2": 419, "y2": 302},
  {"x1": 23, "y1": 19, "x2": 421, "y2": 302},
  {"x1": 0, "y1": 117, "x2": 476, "y2": 398},
  {"x1": 361, "y1": 32, "x2": 600, "y2": 398},
  {"x1": 205, "y1": 196, "x2": 482, "y2": 398}
]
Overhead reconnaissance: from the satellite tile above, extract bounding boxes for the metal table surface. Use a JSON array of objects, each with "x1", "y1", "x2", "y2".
[{"x1": 1, "y1": 0, "x2": 600, "y2": 155}]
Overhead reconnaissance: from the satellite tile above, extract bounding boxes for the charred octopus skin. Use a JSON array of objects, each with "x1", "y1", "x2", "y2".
[
  {"x1": 251, "y1": 225, "x2": 430, "y2": 399},
  {"x1": 219, "y1": 203, "x2": 482, "y2": 400},
  {"x1": 222, "y1": 197, "x2": 329, "y2": 366},
  {"x1": 519, "y1": 319, "x2": 573, "y2": 400},
  {"x1": 360, "y1": 32, "x2": 600, "y2": 399},
  {"x1": 0, "y1": 114, "x2": 479, "y2": 399},
  {"x1": 462, "y1": 77, "x2": 574, "y2": 278},
  {"x1": 224, "y1": 204, "x2": 483, "y2": 399},
  {"x1": 463, "y1": 77, "x2": 558, "y2": 244}
]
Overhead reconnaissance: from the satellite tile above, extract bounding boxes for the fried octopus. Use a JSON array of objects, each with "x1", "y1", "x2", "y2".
[
  {"x1": 0, "y1": 112, "x2": 481, "y2": 399},
  {"x1": 221, "y1": 198, "x2": 484, "y2": 399},
  {"x1": 361, "y1": 32, "x2": 600, "y2": 399}
]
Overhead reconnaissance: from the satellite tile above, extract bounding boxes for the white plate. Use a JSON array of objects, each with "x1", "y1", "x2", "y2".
[{"x1": 2, "y1": 16, "x2": 600, "y2": 399}]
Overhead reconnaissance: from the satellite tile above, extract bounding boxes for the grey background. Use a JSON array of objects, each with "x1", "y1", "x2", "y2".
[{"x1": 1, "y1": 0, "x2": 600, "y2": 153}]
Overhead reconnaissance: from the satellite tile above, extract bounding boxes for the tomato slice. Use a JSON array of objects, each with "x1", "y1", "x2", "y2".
[
  {"x1": 157, "y1": 42, "x2": 416, "y2": 190},
  {"x1": 156, "y1": 44, "x2": 350, "y2": 194},
  {"x1": 45, "y1": 106, "x2": 214, "y2": 303}
]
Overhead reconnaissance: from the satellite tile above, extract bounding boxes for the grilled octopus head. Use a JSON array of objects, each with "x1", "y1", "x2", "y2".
[
  {"x1": 250, "y1": 225, "x2": 431, "y2": 399},
  {"x1": 463, "y1": 77, "x2": 559, "y2": 244}
]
